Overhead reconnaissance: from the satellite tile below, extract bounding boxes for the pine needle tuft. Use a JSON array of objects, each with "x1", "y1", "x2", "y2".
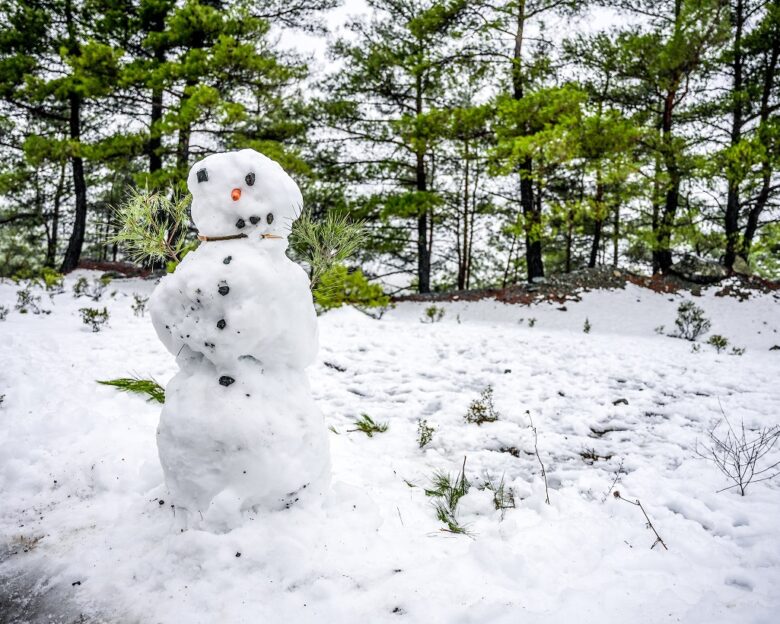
[
  {"x1": 290, "y1": 211, "x2": 366, "y2": 290},
  {"x1": 111, "y1": 187, "x2": 192, "y2": 264},
  {"x1": 348, "y1": 413, "x2": 389, "y2": 437},
  {"x1": 98, "y1": 376, "x2": 165, "y2": 403}
]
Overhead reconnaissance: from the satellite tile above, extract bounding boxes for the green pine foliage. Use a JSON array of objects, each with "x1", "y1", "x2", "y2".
[
  {"x1": 97, "y1": 376, "x2": 165, "y2": 404},
  {"x1": 290, "y1": 211, "x2": 366, "y2": 290},
  {"x1": 111, "y1": 188, "x2": 192, "y2": 265},
  {"x1": 349, "y1": 414, "x2": 389, "y2": 438},
  {"x1": 425, "y1": 458, "x2": 471, "y2": 535},
  {"x1": 1, "y1": 0, "x2": 779, "y2": 283},
  {"x1": 313, "y1": 264, "x2": 390, "y2": 312}
]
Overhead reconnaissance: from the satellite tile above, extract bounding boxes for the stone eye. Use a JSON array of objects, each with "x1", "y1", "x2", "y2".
[
  {"x1": 245, "y1": 172, "x2": 255, "y2": 186},
  {"x1": 196, "y1": 168, "x2": 208, "y2": 183},
  {"x1": 266, "y1": 212, "x2": 274, "y2": 225},
  {"x1": 249, "y1": 216, "x2": 261, "y2": 224}
]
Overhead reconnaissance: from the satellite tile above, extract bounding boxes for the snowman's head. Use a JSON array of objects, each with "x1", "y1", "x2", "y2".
[{"x1": 187, "y1": 149, "x2": 303, "y2": 241}]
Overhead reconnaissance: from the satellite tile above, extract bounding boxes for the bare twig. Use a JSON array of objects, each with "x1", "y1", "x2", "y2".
[
  {"x1": 696, "y1": 400, "x2": 780, "y2": 496},
  {"x1": 601, "y1": 459, "x2": 625, "y2": 503},
  {"x1": 613, "y1": 491, "x2": 668, "y2": 551},
  {"x1": 527, "y1": 410, "x2": 550, "y2": 505}
]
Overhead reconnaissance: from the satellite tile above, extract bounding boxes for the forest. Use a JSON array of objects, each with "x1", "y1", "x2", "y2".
[{"x1": 1, "y1": 0, "x2": 779, "y2": 293}]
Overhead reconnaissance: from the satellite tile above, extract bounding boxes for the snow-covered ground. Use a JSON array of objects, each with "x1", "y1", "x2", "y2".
[{"x1": 1, "y1": 272, "x2": 779, "y2": 623}]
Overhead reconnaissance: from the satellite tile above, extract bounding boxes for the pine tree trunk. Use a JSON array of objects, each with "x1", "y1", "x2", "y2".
[
  {"x1": 466, "y1": 165, "x2": 478, "y2": 289},
  {"x1": 512, "y1": 0, "x2": 543, "y2": 282},
  {"x1": 149, "y1": 86, "x2": 164, "y2": 174},
  {"x1": 45, "y1": 163, "x2": 66, "y2": 267},
  {"x1": 651, "y1": 157, "x2": 661, "y2": 274},
  {"x1": 589, "y1": 179, "x2": 604, "y2": 269},
  {"x1": 740, "y1": 10, "x2": 779, "y2": 262},
  {"x1": 414, "y1": 68, "x2": 431, "y2": 294},
  {"x1": 656, "y1": 89, "x2": 679, "y2": 274},
  {"x1": 457, "y1": 143, "x2": 469, "y2": 290},
  {"x1": 60, "y1": 96, "x2": 88, "y2": 273},
  {"x1": 612, "y1": 203, "x2": 619, "y2": 267},
  {"x1": 146, "y1": 6, "x2": 168, "y2": 176},
  {"x1": 521, "y1": 157, "x2": 543, "y2": 280},
  {"x1": 724, "y1": 0, "x2": 744, "y2": 269},
  {"x1": 589, "y1": 220, "x2": 602, "y2": 269},
  {"x1": 565, "y1": 207, "x2": 573, "y2": 273},
  {"x1": 176, "y1": 121, "x2": 191, "y2": 176},
  {"x1": 60, "y1": 0, "x2": 89, "y2": 273},
  {"x1": 502, "y1": 235, "x2": 516, "y2": 289},
  {"x1": 416, "y1": 150, "x2": 430, "y2": 293}
]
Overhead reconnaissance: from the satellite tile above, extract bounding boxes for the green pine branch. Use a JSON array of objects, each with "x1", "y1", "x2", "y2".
[
  {"x1": 110, "y1": 187, "x2": 192, "y2": 265},
  {"x1": 98, "y1": 376, "x2": 165, "y2": 404},
  {"x1": 290, "y1": 211, "x2": 366, "y2": 290}
]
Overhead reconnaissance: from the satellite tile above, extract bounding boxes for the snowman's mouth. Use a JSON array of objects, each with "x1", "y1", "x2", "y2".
[
  {"x1": 196, "y1": 232, "x2": 284, "y2": 242},
  {"x1": 197, "y1": 232, "x2": 247, "y2": 242}
]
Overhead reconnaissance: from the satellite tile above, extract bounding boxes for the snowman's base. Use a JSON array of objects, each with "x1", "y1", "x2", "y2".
[{"x1": 157, "y1": 359, "x2": 330, "y2": 531}]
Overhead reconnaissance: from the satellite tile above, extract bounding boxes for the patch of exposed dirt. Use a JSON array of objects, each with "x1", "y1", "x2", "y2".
[
  {"x1": 393, "y1": 267, "x2": 780, "y2": 306},
  {"x1": 74, "y1": 260, "x2": 152, "y2": 278}
]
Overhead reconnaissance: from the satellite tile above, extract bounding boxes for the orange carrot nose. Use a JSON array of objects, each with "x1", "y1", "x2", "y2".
[{"x1": 231, "y1": 188, "x2": 241, "y2": 201}]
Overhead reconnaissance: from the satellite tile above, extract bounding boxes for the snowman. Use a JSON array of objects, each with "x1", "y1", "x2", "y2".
[{"x1": 149, "y1": 149, "x2": 330, "y2": 530}]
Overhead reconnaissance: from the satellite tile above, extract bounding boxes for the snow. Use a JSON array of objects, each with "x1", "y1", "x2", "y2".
[
  {"x1": 1, "y1": 273, "x2": 780, "y2": 623},
  {"x1": 150, "y1": 150, "x2": 328, "y2": 528}
]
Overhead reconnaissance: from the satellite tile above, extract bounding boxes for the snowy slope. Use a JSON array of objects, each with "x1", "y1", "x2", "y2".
[{"x1": 1, "y1": 272, "x2": 779, "y2": 624}]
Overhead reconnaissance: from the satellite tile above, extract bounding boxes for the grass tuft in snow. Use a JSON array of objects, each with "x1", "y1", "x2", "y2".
[
  {"x1": 73, "y1": 277, "x2": 107, "y2": 301},
  {"x1": 421, "y1": 305, "x2": 445, "y2": 323},
  {"x1": 465, "y1": 386, "x2": 500, "y2": 425},
  {"x1": 482, "y1": 474, "x2": 515, "y2": 518},
  {"x1": 15, "y1": 288, "x2": 44, "y2": 314},
  {"x1": 98, "y1": 376, "x2": 165, "y2": 403},
  {"x1": 425, "y1": 457, "x2": 471, "y2": 535},
  {"x1": 349, "y1": 413, "x2": 388, "y2": 437},
  {"x1": 79, "y1": 307, "x2": 109, "y2": 332},
  {"x1": 417, "y1": 419, "x2": 435, "y2": 448},
  {"x1": 131, "y1": 294, "x2": 149, "y2": 317}
]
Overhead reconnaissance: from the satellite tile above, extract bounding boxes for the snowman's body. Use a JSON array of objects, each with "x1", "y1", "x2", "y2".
[{"x1": 149, "y1": 150, "x2": 329, "y2": 528}]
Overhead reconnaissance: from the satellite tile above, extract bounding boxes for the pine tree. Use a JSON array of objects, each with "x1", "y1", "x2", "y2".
[
  {"x1": 0, "y1": 0, "x2": 123, "y2": 272},
  {"x1": 720, "y1": 0, "x2": 780, "y2": 269},
  {"x1": 563, "y1": 32, "x2": 642, "y2": 269},
  {"x1": 469, "y1": 0, "x2": 580, "y2": 282},
  {"x1": 612, "y1": 0, "x2": 729, "y2": 273},
  {"x1": 323, "y1": 0, "x2": 472, "y2": 293}
]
